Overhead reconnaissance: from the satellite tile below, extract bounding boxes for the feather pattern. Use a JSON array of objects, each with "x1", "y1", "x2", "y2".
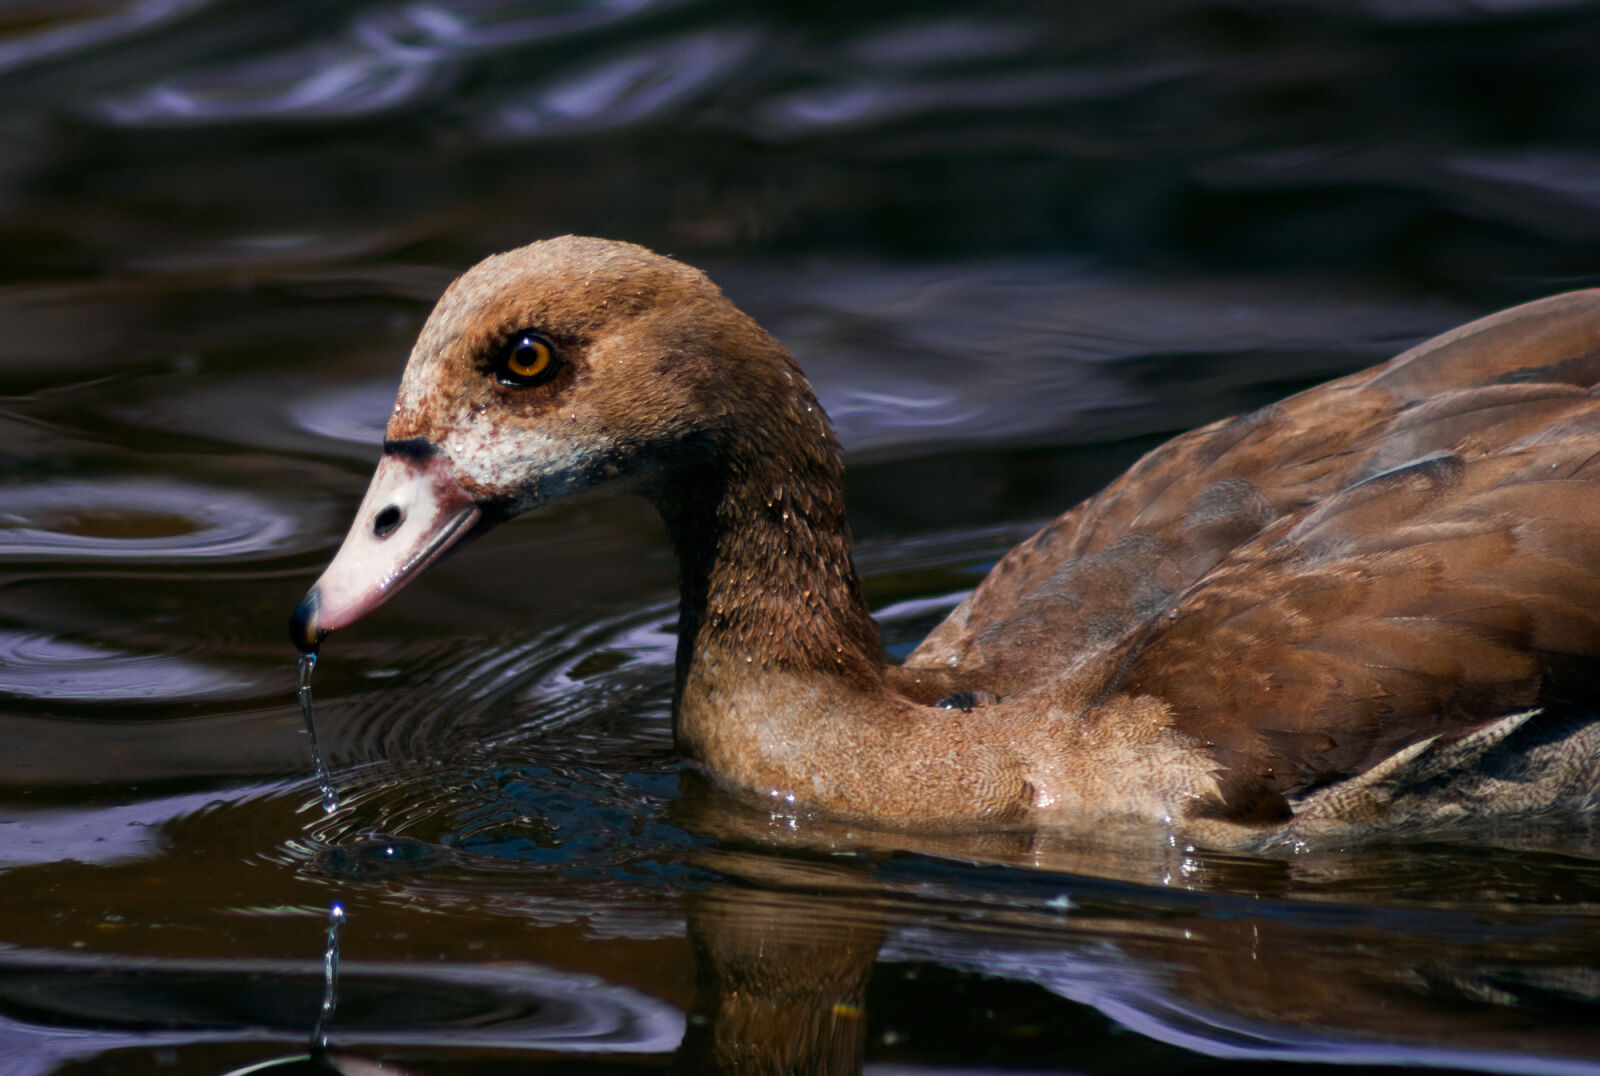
[{"x1": 904, "y1": 290, "x2": 1600, "y2": 836}]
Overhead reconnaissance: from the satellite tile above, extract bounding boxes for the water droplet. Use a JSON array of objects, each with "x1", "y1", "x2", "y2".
[
  {"x1": 311, "y1": 901, "x2": 345, "y2": 1053},
  {"x1": 297, "y1": 652, "x2": 338, "y2": 813}
]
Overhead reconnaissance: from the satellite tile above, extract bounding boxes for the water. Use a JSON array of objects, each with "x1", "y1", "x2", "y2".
[
  {"x1": 311, "y1": 902, "x2": 344, "y2": 1054},
  {"x1": 296, "y1": 653, "x2": 339, "y2": 814},
  {"x1": 4, "y1": 2, "x2": 1600, "y2": 1073}
]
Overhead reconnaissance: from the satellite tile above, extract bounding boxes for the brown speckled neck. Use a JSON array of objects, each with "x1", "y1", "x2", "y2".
[{"x1": 649, "y1": 358, "x2": 883, "y2": 733}]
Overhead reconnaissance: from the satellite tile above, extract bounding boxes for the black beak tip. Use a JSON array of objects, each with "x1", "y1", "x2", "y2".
[{"x1": 290, "y1": 588, "x2": 327, "y2": 655}]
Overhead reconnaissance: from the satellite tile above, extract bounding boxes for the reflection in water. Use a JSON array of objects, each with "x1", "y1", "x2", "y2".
[
  {"x1": 674, "y1": 887, "x2": 879, "y2": 1076},
  {"x1": 671, "y1": 822, "x2": 1600, "y2": 1073}
]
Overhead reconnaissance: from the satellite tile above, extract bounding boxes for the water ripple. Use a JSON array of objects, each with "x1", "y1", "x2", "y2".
[
  {"x1": 0, "y1": 946, "x2": 685, "y2": 1062},
  {"x1": 0, "y1": 478, "x2": 306, "y2": 561},
  {"x1": 749, "y1": 64, "x2": 1192, "y2": 139},
  {"x1": 290, "y1": 380, "x2": 392, "y2": 449},
  {"x1": 93, "y1": 0, "x2": 698, "y2": 125},
  {"x1": 482, "y1": 29, "x2": 761, "y2": 139},
  {"x1": 112, "y1": 375, "x2": 393, "y2": 461},
  {"x1": 846, "y1": 18, "x2": 1038, "y2": 68},
  {"x1": 356, "y1": 0, "x2": 687, "y2": 54},
  {"x1": 0, "y1": 0, "x2": 214, "y2": 77},
  {"x1": 265, "y1": 751, "x2": 697, "y2": 936},
  {"x1": 0, "y1": 630, "x2": 262, "y2": 702},
  {"x1": 98, "y1": 42, "x2": 444, "y2": 124},
  {"x1": 734, "y1": 260, "x2": 1465, "y2": 455},
  {"x1": 318, "y1": 599, "x2": 678, "y2": 767}
]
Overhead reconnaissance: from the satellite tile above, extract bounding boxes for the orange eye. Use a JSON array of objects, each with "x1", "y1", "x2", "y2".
[{"x1": 494, "y1": 331, "x2": 559, "y2": 387}]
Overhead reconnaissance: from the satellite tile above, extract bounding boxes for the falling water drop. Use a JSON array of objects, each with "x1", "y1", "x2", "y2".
[
  {"x1": 310, "y1": 902, "x2": 345, "y2": 1054},
  {"x1": 297, "y1": 652, "x2": 338, "y2": 813}
]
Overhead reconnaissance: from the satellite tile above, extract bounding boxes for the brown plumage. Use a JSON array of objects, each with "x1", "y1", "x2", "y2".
[{"x1": 291, "y1": 238, "x2": 1600, "y2": 849}]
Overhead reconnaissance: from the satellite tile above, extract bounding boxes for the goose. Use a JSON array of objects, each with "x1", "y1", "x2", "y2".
[{"x1": 290, "y1": 236, "x2": 1600, "y2": 849}]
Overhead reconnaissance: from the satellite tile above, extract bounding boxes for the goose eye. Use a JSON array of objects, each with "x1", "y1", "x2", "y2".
[{"x1": 494, "y1": 331, "x2": 558, "y2": 387}]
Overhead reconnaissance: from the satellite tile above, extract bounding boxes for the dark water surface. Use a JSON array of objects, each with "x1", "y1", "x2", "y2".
[{"x1": 5, "y1": 2, "x2": 1600, "y2": 1073}]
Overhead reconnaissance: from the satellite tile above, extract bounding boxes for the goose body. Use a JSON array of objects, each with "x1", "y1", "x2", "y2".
[{"x1": 291, "y1": 237, "x2": 1600, "y2": 849}]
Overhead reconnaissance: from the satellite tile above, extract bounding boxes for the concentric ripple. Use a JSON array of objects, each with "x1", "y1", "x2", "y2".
[
  {"x1": 0, "y1": 947, "x2": 684, "y2": 1065},
  {"x1": 108, "y1": 375, "x2": 395, "y2": 461},
  {"x1": 287, "y1": 380, "x2": 392, "y2": 449},
  {"x1": 0, "y1": 630, "x2": 264, "y2": 702},
  {"x1": 0, "y1": 479, "x2": 304, "y2": 561}
]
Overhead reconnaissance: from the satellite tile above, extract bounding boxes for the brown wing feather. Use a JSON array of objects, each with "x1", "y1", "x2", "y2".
[
  {"x1": 905, "y1": 289, "x2": 1600, "y2": 712},
  {"x1": 1111, "y1": 432, "x2": 1600, "y2": 818},
  {"x1": 902, "y1": 384, "x2": 1399, "y2": 689},
  {"x1": 1370, "y1": 289, "x2": 1600, "y2": 399}
]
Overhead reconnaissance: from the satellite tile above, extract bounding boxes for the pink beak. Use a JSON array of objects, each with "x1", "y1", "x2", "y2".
[{"x1": 290, "y1": 448, "x2": 483, "y2": 653}]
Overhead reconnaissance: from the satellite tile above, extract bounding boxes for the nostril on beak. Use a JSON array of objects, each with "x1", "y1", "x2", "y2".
[{"x1": 373, "y1": 504, "x2": 403, "y2": 538}]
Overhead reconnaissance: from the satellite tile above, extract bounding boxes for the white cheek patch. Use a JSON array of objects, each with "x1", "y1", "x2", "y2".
[
  {"x1": 392, "y1": 354, "x2": 445, "y2": 418},
  {"x1": 441, "y1": 419, "x2": 602, "y2": 511}
]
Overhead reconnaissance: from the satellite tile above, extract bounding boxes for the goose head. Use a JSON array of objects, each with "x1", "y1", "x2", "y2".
[{"x1": 289, "y1": 235, "x2": 812, "y2": 652}]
